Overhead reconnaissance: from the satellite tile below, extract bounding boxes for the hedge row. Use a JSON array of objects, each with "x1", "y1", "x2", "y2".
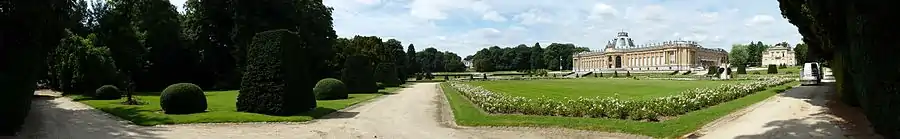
[{"x1": 448, "y1": 78, "x2": 793, "y2": 121}]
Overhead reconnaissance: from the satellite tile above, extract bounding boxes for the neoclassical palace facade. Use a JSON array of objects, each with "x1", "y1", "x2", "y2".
[{"x1": 573, "y1": 32, "x2": 728, "y2": 71}]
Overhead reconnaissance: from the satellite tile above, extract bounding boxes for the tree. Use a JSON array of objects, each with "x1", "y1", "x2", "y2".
[
  {"x1": 729, "y1": 44, "x2": 749, "y2": 67},
  {"x1": 1, "y1": 0, "x2": 72, "y2": 135},
  {"x1": 793, "y1": 43, "x2": 808, "y2": 65},
  {"x1": 778, "y1": 1, "x2": 900, "y2": 137},
  {"x1": 406, "y1": 44, "x2": 419, "y2": 74},
  {"x1": 530, "y1": 42, "x2": 545, "y2": 69},
  {"x1": 237, "y1": 29, "x2": 314, "y2": 116},
  {"x1": 137, "y1": 0, "x2": 199, "y2": 90},
  {"x1": 374, "y1": 63, "x2": 401, "y2": 87},
  {"x1": 341, "y1": 55, "x2": 377, "y2": 94},
  {"x1": 386, "y1": 40, "x2": 407, "y2": 84},
  {"x1": 95, "y1": 0, "x2": 146, "y2": 92}
]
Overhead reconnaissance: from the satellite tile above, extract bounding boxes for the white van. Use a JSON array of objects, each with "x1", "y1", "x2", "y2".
[{"x1": 800, "y1": 62, "x2": 822, "y2": 85}]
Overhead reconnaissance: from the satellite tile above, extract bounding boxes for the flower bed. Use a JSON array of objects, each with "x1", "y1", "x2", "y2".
[{"x1": 448, "y1": 78, "x2": 794, "y2": 121}]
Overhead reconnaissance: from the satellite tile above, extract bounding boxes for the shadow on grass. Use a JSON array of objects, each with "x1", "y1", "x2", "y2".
[{"x1": 15, "y1": 97, "x2": 168, "y2": 139}]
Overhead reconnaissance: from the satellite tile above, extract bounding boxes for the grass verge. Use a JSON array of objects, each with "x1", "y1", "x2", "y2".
[
  {"x1": 71, "y1": 86, "x2": 404, "y2": 126},
  {"x1": 440, "y1": 81, "x2": 798, "y2": 138}
]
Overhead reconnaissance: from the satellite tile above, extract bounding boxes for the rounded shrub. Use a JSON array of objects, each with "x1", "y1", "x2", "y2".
[
  {"x1": 160, "y1": 83, "x2": 207, "y2": 114},
  {"x1": 313, "y1": 78, "x2": 348, "y2": 100},
  {"x1": 94, "y1": 85, "x2": 121, "y2": 100}
]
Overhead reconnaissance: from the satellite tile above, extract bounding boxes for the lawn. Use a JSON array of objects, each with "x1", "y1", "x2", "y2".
[
  {"x1": 466, "y1": 79, "x2": 747, "y2": 100},
  {"x1": 440, "y1": 81, "x2": 797, "y2": 138},
  {"x1": 71, "y1": 86, "x2": 404, "y2": 126}
]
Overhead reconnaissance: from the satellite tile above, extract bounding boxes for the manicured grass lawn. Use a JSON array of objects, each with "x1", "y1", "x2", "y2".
[
  {"x1": 466, "y1": 79, "x2": 747, "y2": 100},
  {"x1": 440, "y1": 81, "x2": 797, "y2": 138},
  {"x1": 71, "y1": 86, "x2": 404, "y2": 126}
]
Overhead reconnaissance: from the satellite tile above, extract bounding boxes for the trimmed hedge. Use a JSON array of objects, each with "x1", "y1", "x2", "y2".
[
  {"x1": 160, "y1": 83, "x2": 207, "y2": 114},
  {"x1": 767, "y1": 65, "x2": 778, "y2": 74},
  {"x1": 342, "y1": 55, "x2": 378, "y2": 94},
  {"x1": 737, "y1": 66, "x2": 747, "y2": 74},
  {"x1": 313, "y1": 78, "x2": 348, "y2": 100},
  {"x1": 94, "y1": 85, "x2": 122, "y2": 100},
  {"x1": 237, "y1": 29, "x2": 316, "y2": 116}
]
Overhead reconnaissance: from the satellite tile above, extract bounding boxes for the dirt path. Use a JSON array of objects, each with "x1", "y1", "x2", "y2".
[
  {"x1": 10, "y1": 83, "x2": 647, "y2": 139},
  {"x1": 690, "y1": 70, "x2": 852, "y2": 139}
]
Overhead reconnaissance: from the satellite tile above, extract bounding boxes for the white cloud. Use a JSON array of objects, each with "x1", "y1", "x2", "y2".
[
  {"x1": 169, "y1": 0, "x2": 803, "y2": 56},
  {"x1": 746, "y1": 14, "x2": 776, "y2": 26}
]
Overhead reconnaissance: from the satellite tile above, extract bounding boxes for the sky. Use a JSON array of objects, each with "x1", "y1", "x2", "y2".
[{"x1": 168, "y1": 0, "x2": 802, "y2": 56}]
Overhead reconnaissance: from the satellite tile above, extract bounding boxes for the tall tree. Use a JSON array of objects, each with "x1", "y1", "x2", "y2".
[
  {"x1": 793, "y1": 43, "x2": 808, "y2": 65},
  {"x1": 385, "y1": 39, "x2": 407, "y2": 83},
  {"x1": 137, "y1": 0, "x2": 198, "y2": 90},
  {"x1": 294, "y1": 0, "x2": 337, "y2": 82},
  {"x1": 530, "y1": 42, "x2": 545, "y2": 69},
  {"x1": 778, "y1": 1, "x2": 900, "y2": 137},
  {"x1": 95, "y1": 0, "x2": 146, "y2": 90},
  {"x1": 1, "y1": 0, "x2": 72, "y2": 134},
  {"x1": 406, "y1": 44, "x2": 418, "y2": 74},
  {"x1": 729, "y1": 44, "x2": 749, "y2": 67}
]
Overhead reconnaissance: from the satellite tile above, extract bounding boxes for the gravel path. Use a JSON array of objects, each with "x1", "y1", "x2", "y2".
[
  {"x1": 9, "y1": 83, "x2": 648, "y2": 139},
  {"x1": 690, "y1": 70, "x2": 853, "y2": 139}
]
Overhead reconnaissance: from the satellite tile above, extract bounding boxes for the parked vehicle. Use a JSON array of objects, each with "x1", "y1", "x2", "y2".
[{"x1": 800, "y1": 62, "x2": 822, "y2": 85}]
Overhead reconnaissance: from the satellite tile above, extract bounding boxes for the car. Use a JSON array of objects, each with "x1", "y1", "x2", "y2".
[{"x1": 800, "y1": 62, "x2": 822, "y2": 85}]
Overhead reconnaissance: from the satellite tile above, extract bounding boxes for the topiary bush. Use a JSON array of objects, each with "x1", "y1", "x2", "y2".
[
  {"x1": 313, "y1": 78, "x2": 348, "y2": 100},
  {"x1": 737, "y1": 66, "x2": 747, "y2": 74},
  {"x1": 160, "y1": 83, "x2": 207, "y2": 114},
  {"x1": 767, "y1": 64, "x2": 778, "y2": 74},
  {"x1": 94, "y1": 85, "x2": 121, "y2": 100},
  {"x1": 237, "y1": 29, "x2": 316, "y2": 116},
  {"x1": 342, "y1": 55, "x2": 378, "y2": 94}
]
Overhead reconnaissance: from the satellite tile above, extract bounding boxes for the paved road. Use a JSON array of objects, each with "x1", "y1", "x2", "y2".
[
  {"x1": 692, "y1": 69, "x2": 848, "y2": 139},
  {"x1": 7, "y1": 83, "x2": 648, "y2": 139}
]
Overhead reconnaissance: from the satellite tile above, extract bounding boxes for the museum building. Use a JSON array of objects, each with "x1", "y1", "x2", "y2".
[{"x1": 572, "y1": 32, "x2": 728, "y2": 71}]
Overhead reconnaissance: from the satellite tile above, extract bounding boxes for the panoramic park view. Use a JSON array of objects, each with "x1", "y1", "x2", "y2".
[{"x1": 1, "y1": 0, "x2": 898, "y2": 139}]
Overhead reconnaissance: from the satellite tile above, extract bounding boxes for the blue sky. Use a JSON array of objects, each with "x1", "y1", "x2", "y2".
[{"x1": 169, "y1": 0, "x2": 802, "y2": 56}]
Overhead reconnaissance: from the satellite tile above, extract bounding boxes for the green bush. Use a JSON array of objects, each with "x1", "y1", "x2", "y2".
[
  {"x1": 342, "y1": 55, "x2": 378, "y2": 94},
  {"x1": 626, "y1": 71, "x2": 631, "y2": 77},
  {"x1": 779, "y1": 64, "x2": 787, "y2": 69},
  {"x1": 237, "y1": 29, "x2": 316, "y2": 116},
  {"x1": 94, "y1": 85, "x2": 121, "y2": 100},
  {"x1": 737, "y1": 66, "x2": 747, "y2": 74},
  {"x1": 374, "y1": 63, "x2": 401, "y2": 87},
  {"x1": 767, "y1": 65, "x2": 778, "y2": 74},
  {"x1": 160, "y1": 83, "x2": 207, "y2": 114},
  {"x1": 313, "y1": 78, "x2": 348, "y2": 100}
]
